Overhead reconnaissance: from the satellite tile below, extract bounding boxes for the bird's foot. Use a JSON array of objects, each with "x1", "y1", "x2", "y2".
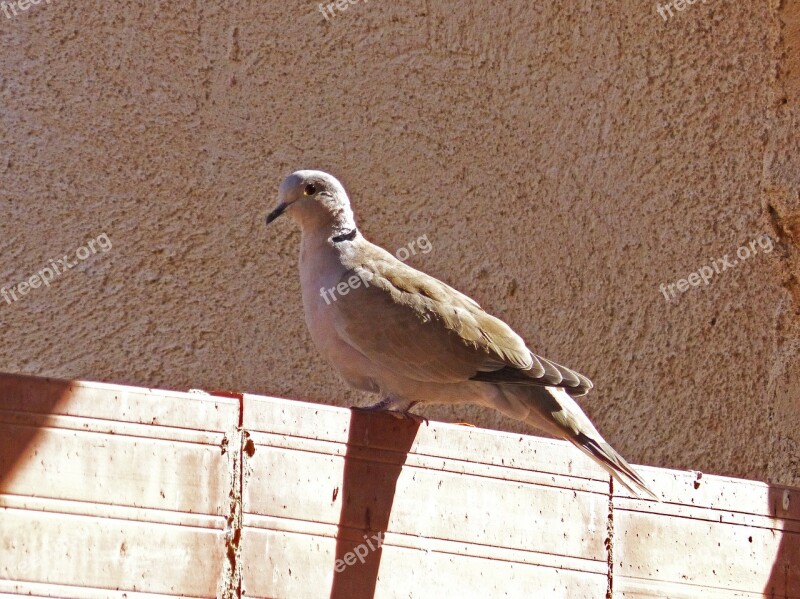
[
  {"x1": 390, "y1": 409, "x2": 429, "y2": 426},
  {"x1": 349, "y1": 401, "x2": 428, "y2": 426}
]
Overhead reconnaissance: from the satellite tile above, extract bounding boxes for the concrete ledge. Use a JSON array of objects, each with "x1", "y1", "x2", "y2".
[
  {"x1": 0, "y1": 373, "x2": 797, "y2": 598},
  {"x1": 0, "y1": 374, "x2": 239, "y2": 598},
  {"x1": 242, "y1": 395, "x2": 610, "y2": 598}
]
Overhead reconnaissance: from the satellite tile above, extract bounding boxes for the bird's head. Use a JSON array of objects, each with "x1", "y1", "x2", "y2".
[{"x1": 266, "y1": 170, "x2": 356, "y2": 236}]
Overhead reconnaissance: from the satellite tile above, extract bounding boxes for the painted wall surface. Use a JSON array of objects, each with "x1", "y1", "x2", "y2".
[
  {"x1": 1, "y1": 374, "x2": 797, "y2": 597},
  {"x1": 0, "y1": 1, "x2": 798, "y2": 486}
]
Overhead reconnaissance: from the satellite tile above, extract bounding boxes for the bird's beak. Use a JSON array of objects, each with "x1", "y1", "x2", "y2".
[{"x1": 266, "y1": 202, "x2": 288, "y2": 225}]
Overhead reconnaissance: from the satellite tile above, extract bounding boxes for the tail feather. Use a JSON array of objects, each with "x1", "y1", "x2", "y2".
[
  {"x1": 513, "y1": 385, "x2": 660, "y2": 501},
  {"x1": 571, "y1": 432, "x2": 659, "y2": 501}
]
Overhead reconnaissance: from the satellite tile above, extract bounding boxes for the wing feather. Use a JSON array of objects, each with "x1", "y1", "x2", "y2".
[{"x1": 331, "y1": 240, "x2": 591, "y2": 396}]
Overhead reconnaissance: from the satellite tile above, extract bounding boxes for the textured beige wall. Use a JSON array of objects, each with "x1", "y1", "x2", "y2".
[{"x1": 0, "y1": 1, "x2": 797, "y2": 485}]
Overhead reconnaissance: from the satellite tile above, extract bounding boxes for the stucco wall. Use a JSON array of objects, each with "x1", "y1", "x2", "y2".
[{"x1": 0, "y1": 1, "x2": 798, "y2": 485}]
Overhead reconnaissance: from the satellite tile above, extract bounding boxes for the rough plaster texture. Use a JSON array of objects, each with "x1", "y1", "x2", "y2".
[{"x1": 0, "y1": 1, "x2": 797, "y2": 485}]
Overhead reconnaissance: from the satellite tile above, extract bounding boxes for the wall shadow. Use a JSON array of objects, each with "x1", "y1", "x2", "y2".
[
  {"x1": 329, "y1": 410, "x2": 420, "y2": 599},
  {"x1": 0, "y1": 372, "x2": 75, "y2": 493},
  {"x1": 764, "y1": 485, "x2": 800, "y2": 597}
]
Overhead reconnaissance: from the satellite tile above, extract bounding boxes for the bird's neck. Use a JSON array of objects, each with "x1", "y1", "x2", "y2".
[
  {"x1": 327, "y1": 205, "x2": 357, "y2": 241},
  {"x1": 299, "y1": 222, "x2": 354, "y2": 298},
  {"x1": 295, "y1": 202, "x2": 357, "y2": 243},
  {"x1": 302, "y1": 218, "x2": 358, "y2": 247},
  {"x1": 300, "y1": 215, "x2": 357, "y2": 257}
]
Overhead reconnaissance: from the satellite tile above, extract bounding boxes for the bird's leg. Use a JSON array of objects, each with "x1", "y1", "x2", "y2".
[
  {"x1": 351, "y1": 397, "x2": 428, "y2": 426},
  {"x1": 352, "y1": 395, "x2": 402, "y2": 412}
]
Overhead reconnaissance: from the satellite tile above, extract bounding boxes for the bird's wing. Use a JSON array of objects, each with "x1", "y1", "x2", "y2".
[
  {"x1": 330, "y1": 240, "x2": 591, "y2": 395},
  {"x1": 470, "y1": 356, "x2": 592, "y2": 397}
]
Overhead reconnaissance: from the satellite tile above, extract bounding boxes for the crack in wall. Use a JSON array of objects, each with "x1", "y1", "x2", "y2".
[
  {"x1": 764, "y1": 192, "x2": 800, "y2": 311},
  {"x1": 218, "y1": 391, "x2": 248, "y2": 599},
  {"x1": 219, "y1": 427, "x2": 244, "y2": 599},
  {"x1": 605, "y1": 479, "x2": 615, "y2": 599}
]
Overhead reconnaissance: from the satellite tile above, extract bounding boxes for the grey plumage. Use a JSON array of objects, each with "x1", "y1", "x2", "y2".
[{"x1": 266, "y1": 169, "x2": 657, "y2": 500}]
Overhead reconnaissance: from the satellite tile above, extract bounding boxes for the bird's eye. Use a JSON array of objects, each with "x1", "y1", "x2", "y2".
[{"x1": 303, "y1": 183, "x2": 317, "y2": 196}]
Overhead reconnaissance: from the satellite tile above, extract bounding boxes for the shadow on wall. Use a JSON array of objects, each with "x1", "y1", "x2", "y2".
[
  {"x1": 764, "y1": 486, "x2": 800, "y2": 597},
  {"x1": 0, "y1": 374, "x2": 74, "y2": 495},
  {"x1": 329, "y1": 410, "x2": 421, "y2": 599}
]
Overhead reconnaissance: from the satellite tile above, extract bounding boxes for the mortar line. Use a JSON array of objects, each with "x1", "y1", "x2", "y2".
[
  {"x1": 606, "y1": 478, "x2": 615, "y2": 599},
  {"x1": 220, "y1": 394, "x2": 245, "y2": 599}
]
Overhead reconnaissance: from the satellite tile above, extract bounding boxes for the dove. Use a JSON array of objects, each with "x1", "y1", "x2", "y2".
[{"x1": 266, "y1": 169, "x2": 657, "y2": 500}]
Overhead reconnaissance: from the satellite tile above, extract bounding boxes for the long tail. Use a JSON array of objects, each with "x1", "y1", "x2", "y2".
[
  {"x1": 511, "y1": 385, "x2": 659, "y2": 500},
  {"x1": 568, "y1": 430, "x2": 659, "y2": 501}
]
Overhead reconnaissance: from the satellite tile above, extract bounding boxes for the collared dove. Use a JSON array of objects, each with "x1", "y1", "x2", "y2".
[{"x1": 266, "y1": 169, "x2": 657, "y2": 500}]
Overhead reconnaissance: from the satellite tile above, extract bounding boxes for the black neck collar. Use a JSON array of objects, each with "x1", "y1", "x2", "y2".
[{"x1": 331, "y1": 228, "x2": 358, "y2": 243}]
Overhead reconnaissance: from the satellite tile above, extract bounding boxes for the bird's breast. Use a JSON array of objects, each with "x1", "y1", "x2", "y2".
[{"x1": 297, "y1": 236, "x2": 378, "y2": 392}]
